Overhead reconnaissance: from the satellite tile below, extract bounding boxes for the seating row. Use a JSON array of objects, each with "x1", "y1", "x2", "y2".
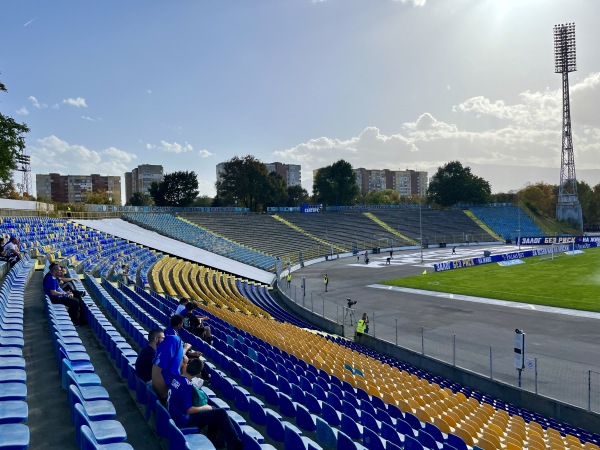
[
  {"x1": 0, "y1": 258, "x2": 35, "y2": 450},
  {"x1": 43, "y1": 265, "x2": 134, "y2": 449}
]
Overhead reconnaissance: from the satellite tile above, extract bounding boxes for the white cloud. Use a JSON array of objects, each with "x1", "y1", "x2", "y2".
[
  {"x1": 157, "y1": 140, "x2": 194, "y2": 153},
  {"x1": 147, "y1": 89, "x2": 152, "y2": 94},
  {"x1": 275, "y1": 73, "x2": 600, "y2": 194},
  {"x1": 394, "y1": 0, "x2": 426, "y2": 6},
  {"x1": 16, "y1": 107, "x2": 29, "y2": 116},
  {"x1": 51, "y1": 104, "x2": 60, "y2": 109},
  {"x1": 29, "y1": 135, "x2": 136, "y2": 178},
  {"x1": 81, "y1": 116, "x2": 95, "y2": 122},
  {"x1": 28, "y1": 96, "x2": 47, "y2": 109},
  {"x1": 63, "y1": 97, "x2": 88, "y2": 108},
  {"x1": 198, "y1": 149, "x2": 215, "y2": 158},
  {"x1": 146, "y1": 143, "x2": 155, "y2": 150}
]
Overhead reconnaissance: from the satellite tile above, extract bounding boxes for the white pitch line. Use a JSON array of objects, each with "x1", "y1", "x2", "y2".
[{"x1": 368, "y1": 284, "x2": 600, "y2": 320}]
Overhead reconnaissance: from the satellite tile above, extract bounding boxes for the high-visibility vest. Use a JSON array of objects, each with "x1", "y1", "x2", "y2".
[
  {"x1": 356, "y1": 319, "x2": 366, "y2": 334},
  {"x1": 286, "y1": 273, "x2": 291, "y2": 282},
  {"x1": 324, "y1": 276, "x2": 328, "y2": 285}
]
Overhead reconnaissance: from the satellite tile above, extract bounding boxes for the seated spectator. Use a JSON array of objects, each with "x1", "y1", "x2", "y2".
[
  {"x1": 121, "y1": 265, "x2": 130, "y2": 284},
  {"x1": 165, "y1": 314, "x2": 185, "y2": 337},
  {"x1": 152, "y1": 334, "x2": 190, "y2": 403},
  {"x1": 135, "y1": 329, "x2": 164, "y2": 383},
  {"x1": 0, "y1": 237, "x2": 6, "y2": 261},
  {"x1": 174, "y1": 298, "x2": 190, "y2": 316},
  {"x1": 4, "y1": 236, "x2": 23, "y2": 267},
  {"x1": 43, "y1": 262, "x2": 85, "y2": 326},
  {"x1": 168, "y1": 358, "x2": 243, "y2": 450},
  {"x1": 183, "y1": 303, "x2": 212, "y2": 345},
  {"x1": 113, "y1": 264, "x2": 123, "y2": 282},
  {"x1": 58, "y1": 266, "x2": 86, "y2": 300}
]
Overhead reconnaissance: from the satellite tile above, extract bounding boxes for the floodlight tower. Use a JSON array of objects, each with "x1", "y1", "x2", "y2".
[
  {"x1": 553, "y1": 23, "x2": 583, "y2": 229},
  {"x1": 14, "y1": 151, "x2": 32, "y2": 197}
]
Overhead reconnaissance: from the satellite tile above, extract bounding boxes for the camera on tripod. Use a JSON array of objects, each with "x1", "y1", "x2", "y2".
[{"x1": 347, "y1": 298, "x2": 357, "y2": 307}]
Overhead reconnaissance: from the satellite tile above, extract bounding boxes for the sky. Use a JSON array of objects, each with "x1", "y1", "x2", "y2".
[{"x1": 2, "y1": 0, "x2": 600, "y2": 204}]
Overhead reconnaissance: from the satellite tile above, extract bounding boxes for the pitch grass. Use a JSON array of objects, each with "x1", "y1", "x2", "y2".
[{"x1": 381, "y1": 247, "x2": 600, "y2": 312}]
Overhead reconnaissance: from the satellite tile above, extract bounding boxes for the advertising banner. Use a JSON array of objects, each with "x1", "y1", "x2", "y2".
[{"x1": 433, "y1": 242, "x2": 597, "y2": 272}]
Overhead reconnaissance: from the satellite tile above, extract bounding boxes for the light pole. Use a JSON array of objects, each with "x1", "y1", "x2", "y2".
[{"x1": 419, "y1": 195, "x2": 423, "y2": 263}]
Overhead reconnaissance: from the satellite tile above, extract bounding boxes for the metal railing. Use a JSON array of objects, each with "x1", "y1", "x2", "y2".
[{"x1": 280, "y1": 280, "x2": 600, "y2": 413}]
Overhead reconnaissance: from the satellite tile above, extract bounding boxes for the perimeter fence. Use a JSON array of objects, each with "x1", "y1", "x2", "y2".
[{"x1": 279, "y1": 283, "x2": 600, "y2": 413}]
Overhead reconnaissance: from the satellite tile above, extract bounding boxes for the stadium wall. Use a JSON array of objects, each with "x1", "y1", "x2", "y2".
[{"x1": 356, "y1": 333, "x2": 600, "y2": 433}]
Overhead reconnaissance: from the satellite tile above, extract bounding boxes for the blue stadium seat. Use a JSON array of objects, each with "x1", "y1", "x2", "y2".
[
  {"x1": 284, "y1": 423, "x2": 322, "y2": 450},
  {"x1": 363, "y1": 426, "x2": 386, "y2": 450},
  {"x1": 405, "y1": 435, "x2": 425, "y2": 450},
  {"x1": 80, "y1": 425, "x2": 134, "y2": 450},
  {"x1": 340, "y1": 412, "x2": 362, "y2": 440},
  {"x1": 381, "y1": 421, "x2": 403, "y2": 447},
  {"x1": 0, "y1": 401, "x2": 28, "y2": 424},
  {"x1": 0, "y1": 382, "x2": 27, "y2": 401},
  {"x1": 0, "y1": 423, "x2": 30, "y2": 450},
  {"x1": 73, "y1": 403, "x2": 127, "y2": 447},
  {"x1": 167, "y1": 419, "x2": 215, "y2": 450}
]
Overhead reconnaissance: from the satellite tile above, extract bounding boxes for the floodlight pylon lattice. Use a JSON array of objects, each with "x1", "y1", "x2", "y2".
[
  {"x1": 14, "y1": 151, "x2": 32, "y2": 197},
  {"x1": 553, "y1": 23, "x2": 582, "y2": 229}
]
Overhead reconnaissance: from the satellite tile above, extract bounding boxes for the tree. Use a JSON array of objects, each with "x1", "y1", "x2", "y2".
[
  {"x1": 286, "y1": 185, "x2": 309, "y2": 207},
  {"x1": 0, "y1": 80, "x2": 30, "y2": 197},
  {"x1": 312, "y1": 159, "x2": 359, "y2": 206},
  {"x1": 149, "y1": 171, "x2": 199, "y2": 206},
  {"x1": 216, "y1": 155, "x2": 273, "y2": 212},
  {"x1": 128, "y1": 192, "x2": 154, "y2": 206},
  {"x1": 364, "y1": 189, "x2": 401, "y2": 205},
  {"x1": 192, "y1": 195, "x2": 213, "y2": 207},
  {"x1": 520, "y1": 183, "x2": 556, "y2": 217},
  {"x1": 427, "y1": 161, "x2": 491, "y2": 207},
  {"x1": 266, "y1": 172, "x2": 289, "y2": 208},
  {"x1": 81, "y1": 190, "x2": 116, "y2": 205}
]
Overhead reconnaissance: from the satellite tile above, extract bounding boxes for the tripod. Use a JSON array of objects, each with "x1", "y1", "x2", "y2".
[{"x1": 344, "y1": 306, "x2": 356, "y2": 326}]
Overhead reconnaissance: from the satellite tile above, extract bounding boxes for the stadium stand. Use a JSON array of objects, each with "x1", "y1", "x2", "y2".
[
  {"x1": 2, "y1": 214, "x2": 599, "y2": 450},
  {"x1": 470, "y1": 206, "x2": 545, "y2": 241},
  {"x1": 123, "y1": 213, "x2": 277, "y2": 272},
  {"x1": 179, "y1": 212, "x2": 325, "y2": 261}
]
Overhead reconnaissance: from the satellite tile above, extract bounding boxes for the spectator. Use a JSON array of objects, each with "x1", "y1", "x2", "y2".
[
  {"x1": 0, "y1": 237, "x2": 7, "y2": 262},
  {"x1": 43, "y1": 262, "x2": 85, "y2": 326},
  {"x1": 58, "y1": 266, "x2": 86, "y2": 300},
  {"x1": 121, "y1": 265, "x2": 130, "y2": 284},
  {"x1": 174, "y1": 298, "x2": 190, "y2": 316},
  {"x1": 183, "y1": 302, "x2": 212, "y2": 345},
  {"x1": 168, "y1": 358, "x2": 243, "y2": 450},
  {"x1": 113, "y1": 264, "x2": 123, "y2": 282},
  {"x1": 165, "y1": 314, "x2": 185, "y2": 337},
  {"x1": 135, "y1": 329, "x2": 164, "y2": 383},
  {"x1": 152, "y1": 334, "x2": 190, "y2": 403},
  {"x1": 4, "y1": 236, "x2": 23, "y2": 267}
]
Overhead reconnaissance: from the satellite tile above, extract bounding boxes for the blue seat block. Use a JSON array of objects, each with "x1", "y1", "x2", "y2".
[{"x1": 0, "y1": 383, "x2": 27, "y2": 401}]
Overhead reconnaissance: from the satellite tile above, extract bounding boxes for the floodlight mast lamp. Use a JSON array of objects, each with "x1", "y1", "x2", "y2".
[{"x1": 554, "y1": 23, "x2": 583, "y2": 229}]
